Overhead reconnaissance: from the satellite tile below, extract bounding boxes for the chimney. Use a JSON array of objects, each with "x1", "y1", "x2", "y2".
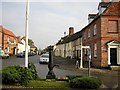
[{"x1": 69, "y1": 27, "x2": 74, "y2": 36}]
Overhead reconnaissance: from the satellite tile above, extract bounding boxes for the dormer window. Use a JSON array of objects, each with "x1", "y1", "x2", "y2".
[{"x1": 98, "y1": 2, "x2": 109, "y2": 15}]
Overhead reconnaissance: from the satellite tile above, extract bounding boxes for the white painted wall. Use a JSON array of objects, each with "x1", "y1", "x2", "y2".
[{"x1": 17, "y1": 39, "x2": 30, "y2": 54}]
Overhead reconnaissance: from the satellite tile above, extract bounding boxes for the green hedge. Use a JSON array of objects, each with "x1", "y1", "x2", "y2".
[
  {"x1": 2, "y1": 63, "x2": 38, "y2": 85},
  {"x1": 69, "y1": 76, "x2": 102, "y2": 89}
]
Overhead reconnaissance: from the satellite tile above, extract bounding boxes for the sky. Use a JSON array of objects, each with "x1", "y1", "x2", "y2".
[{"x1": 1, "y1": 0, "x2": 101, "y2": 49}]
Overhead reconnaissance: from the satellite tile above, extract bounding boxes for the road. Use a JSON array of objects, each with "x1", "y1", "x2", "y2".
[
  {"x1": 1, "y1": 55, "x2": 120, "y2": 88},
  {"x1": 2, "y1": 55, "x2": 81, "y2": 78}
]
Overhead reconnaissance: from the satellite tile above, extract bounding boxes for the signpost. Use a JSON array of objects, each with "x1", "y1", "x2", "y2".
[{"x1": 80, "y1": 44, "x2": 91, "y2": 76}]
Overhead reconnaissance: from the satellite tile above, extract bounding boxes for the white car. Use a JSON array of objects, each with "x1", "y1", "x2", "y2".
[
  {"x1": 39, "y1": 53, "x2": 49, "y2": 64},
  {"x1": 0, "y1": 49, "x2": 9, "y2": 59}
]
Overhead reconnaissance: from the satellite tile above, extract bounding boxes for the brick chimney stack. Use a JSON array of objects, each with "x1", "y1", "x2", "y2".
[{"x1": 69, "y1": 27, "x2": 74, "y2": 36}]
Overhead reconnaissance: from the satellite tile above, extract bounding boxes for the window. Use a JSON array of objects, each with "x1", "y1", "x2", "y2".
[
  {"x1": 93, "y1": 24, "x2": 97, "y2": 35},
  {"x1": 14, "y1": 39, "x2": 16, "y2": 44},
  {"x1": 84, "y1": 32, "x2": 86, "y2": 40},
  {"x1": 88, "y1": 29, "x2": 91, "y2": 38},
  {"x1": 7, "y1": 46, "x2": 10, "y2": 52},
  {"x1": 94, "y1": 43, "x2": 97, "y2": 57},
  {"x1": 7, "y1": 37, "x2": 10, "y2": 42},
  {"x1": 108, "y1": 20, "x2": 118, "y2": 33}
]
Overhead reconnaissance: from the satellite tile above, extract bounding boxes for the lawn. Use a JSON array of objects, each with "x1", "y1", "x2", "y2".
[{"x1": 27, "y1": 80, "x2": 70, "y2": 88}]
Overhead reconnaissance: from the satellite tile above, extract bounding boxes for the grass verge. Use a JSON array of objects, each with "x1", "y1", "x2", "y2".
[{"x1": 27, "y1": 80, "x2": 70, "y2": 88}]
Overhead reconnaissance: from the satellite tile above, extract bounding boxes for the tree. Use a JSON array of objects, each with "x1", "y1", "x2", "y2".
[{"x1": 28, "y1": 39, "x2": 34, "y2": 46}]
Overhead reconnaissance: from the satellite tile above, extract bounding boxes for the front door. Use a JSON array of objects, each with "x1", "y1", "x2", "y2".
[{"x1": 110, "y1": 48, "x2": 117, "y2": 65}]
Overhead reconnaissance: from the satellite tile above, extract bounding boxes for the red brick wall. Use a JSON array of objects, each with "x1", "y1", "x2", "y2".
[
  {"x1": 100, "y1": 16, "x2": 120, "y2": 67},
  {"x1": 0, "y1": 26, "x2": 2, "y2": 48},
  {"x1": 104, "y1": 2, "x2": 120, "y2": 15},
  {"x1": 82, "y1": 18, "x2": 102, "y2": 68}
]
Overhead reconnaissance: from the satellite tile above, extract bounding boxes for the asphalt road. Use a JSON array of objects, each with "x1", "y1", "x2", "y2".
[
  {"x1": 1, "y1": 55, "x2": 120, "y2": 89},
  {"x1": 2, "y1": 55, "x2": 81, "y2": 78}
]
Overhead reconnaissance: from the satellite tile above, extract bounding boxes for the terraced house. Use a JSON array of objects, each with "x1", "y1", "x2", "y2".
[
  {"x1": 0, "y1": 26, "x2": 2, "y2": 49},
  {"x1": 1, "y1": 26, "x2": 18, "y2": 55},
  {"x1": 55, "y1": 0, "x2": 120, "y2": 68}
]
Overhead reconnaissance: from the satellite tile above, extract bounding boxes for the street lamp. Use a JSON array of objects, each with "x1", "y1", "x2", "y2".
[{"x1": 46, "y1": 46, "x2": 56, "y2": 79}]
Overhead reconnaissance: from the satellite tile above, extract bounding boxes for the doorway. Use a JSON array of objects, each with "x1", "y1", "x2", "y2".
[{"x1": 110, "y1": 48, "x2": 117, "y2": 65}]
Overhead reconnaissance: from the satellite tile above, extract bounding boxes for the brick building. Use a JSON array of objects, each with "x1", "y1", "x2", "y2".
[
  {"x1": 55, "y1": 0, "x2": 120, "y2": 68},
  {"x1": 0, "y1": 26, "x2": 2, "y2": 49},
  {"x1": 2, "y1": 27, "x2": 18, "y2": 55},
  {"x1": 82, "y1": 1, "x2": 120, "y2": 67}
]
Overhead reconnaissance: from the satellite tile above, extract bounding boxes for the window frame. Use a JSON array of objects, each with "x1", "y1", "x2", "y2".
[
  {"x1": 94, "y1": 43, "x2": 97, "y2": 57},
  {"x1": 88, "y1": 29, "x2": 91, "y2": 38},
  {"x1": 93, "y1": 24, "x2": 97, "y2": 36}
]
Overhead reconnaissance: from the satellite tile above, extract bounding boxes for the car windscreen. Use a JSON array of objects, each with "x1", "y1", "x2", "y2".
[{"x1": 41, "y1": 55, "x2": 49, "y2": 58}]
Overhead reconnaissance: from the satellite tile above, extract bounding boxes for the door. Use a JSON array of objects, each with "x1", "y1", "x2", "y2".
[{"x1": 110, "y1": 48, "x2": 117, "y2": 65}]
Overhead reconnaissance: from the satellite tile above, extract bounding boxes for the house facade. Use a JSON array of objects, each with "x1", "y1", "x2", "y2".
[
  {"x1": 54, "y1": 27, "x2": 82, "y2": 59},
  {"x1": 55, "y1": 0, "x2": 120, "y2": 68},
  {"x1": 0, "y1": 26, "x2": 2, "y2": 49},
  {"x1": 17, "y1": 36, "x2": 30, "y2": 53},
  {"x1": 2, "y1": 27, "x2": 18, "y2": 55},
  {"x1": 82, "y1": 1, "x2": 120, "y2": 67}
]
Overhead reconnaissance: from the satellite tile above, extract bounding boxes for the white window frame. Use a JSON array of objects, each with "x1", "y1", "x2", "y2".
[
  {"x1": 88, "y1": 29, "x2": 90, "y2": 38},
  {"x1": 94, "y1": 43, "x2": 97, "y2": 57},
  {"x1": 84, "y1": 32, "x2": 86, "y2": 40},
  {"x1": 7, "y1": 46, "x2": 10, "y2": 52},
  {"x1": 7, "y1": 37, "x2": 10, "y2": 42},
  {"x1": 93, "y1": 24, "x2": 97, "y2": 35}
]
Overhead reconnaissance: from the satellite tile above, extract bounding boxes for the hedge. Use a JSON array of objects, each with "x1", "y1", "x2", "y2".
[{"x1": 2, "y1": 63, "x2": 38, "y2": 85}]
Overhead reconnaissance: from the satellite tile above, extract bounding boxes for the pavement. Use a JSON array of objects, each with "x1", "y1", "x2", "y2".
[{"x1": 53, "y1": 56, "x2": 120, "y2": 89}]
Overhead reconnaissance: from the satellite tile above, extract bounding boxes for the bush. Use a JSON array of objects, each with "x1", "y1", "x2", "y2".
[
  {"x1": 69, "y1": 76, "x2": 102, "y2": 89},
  {"x1": 2, "y1": 65, "x2": 21, "y2": 84},
  {"x1": 66, "y1": 75, "x2": 83, "y2": 80},
  {"x1": 28, "y1": 63, "x2": 38, "y2": 80},
  {"x1": 2, "y1": 63, "x2": 38, "y2": 85}
]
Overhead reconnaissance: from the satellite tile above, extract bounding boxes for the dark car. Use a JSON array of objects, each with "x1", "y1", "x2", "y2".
[{"x1": 16, "y1": 52, "x2": 25, "y2": 58}]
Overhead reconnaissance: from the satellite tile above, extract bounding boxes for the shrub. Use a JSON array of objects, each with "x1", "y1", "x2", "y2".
[
  {"x1": 66, "y1": 75, "x2": 83, "y2": 80},
  {"x1": 2, "y1": 63, "x2": 38, "y2": 85},
  {"x1": 69, "y1": 76, "x2": 102, "y2": 89},
  {"x1": 28, "y1": 63, "x2": 38, "y2": 80},
  {"x1": 2, "y1": 65, "x2": 21, "y2": 84}
]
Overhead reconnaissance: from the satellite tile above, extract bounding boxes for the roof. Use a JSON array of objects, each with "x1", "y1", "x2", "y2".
[
  {"x1": 56, "y1": 31, "x2": 82, "y2": 45},
  {"x1": 3, "y1": 27, "x2": 16, "y2": 37},
  {"x1": 56, "y1": 1, "x2": 120, "y2": 45}
]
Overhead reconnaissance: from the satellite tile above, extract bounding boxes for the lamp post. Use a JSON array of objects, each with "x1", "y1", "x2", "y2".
[
  {"x1": 25, "y1": 0, "x2": 29, "y2": 68},
  {"x1": 46, "y1": 46, "x2": 56, "y2": 79}
]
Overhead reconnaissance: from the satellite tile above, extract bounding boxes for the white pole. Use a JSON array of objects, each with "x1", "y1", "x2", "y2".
[
  {"x1": 25, "y1": 0, "x2": 29, "y2": 68},
  {"x1": 80, "y1": 38, "x2": 83, "y2": 68}
]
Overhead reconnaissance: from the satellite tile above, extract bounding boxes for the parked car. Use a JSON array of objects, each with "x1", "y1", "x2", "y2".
[
  {"x1": 28, "y1": 52, "x2": 35, "y2": 56},
  {"x1": 0, "y1": 49, "x2": 9, "y2": 59},
  {"x1": 16, "y1": 52, "x2": 25, "y2": 58},
  {"x1": 39, "y1": 53, "x2": 49, "y2": 64}
]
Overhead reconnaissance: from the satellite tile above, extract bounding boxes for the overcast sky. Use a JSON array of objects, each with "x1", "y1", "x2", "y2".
[{"x1": 1, "y1": 0, "x2": 101, "y2": 49}]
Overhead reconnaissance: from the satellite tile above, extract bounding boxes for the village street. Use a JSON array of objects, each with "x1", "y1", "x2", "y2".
[{"x1": 2, "y1": 55, "x2": 120, "y2": 89}]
